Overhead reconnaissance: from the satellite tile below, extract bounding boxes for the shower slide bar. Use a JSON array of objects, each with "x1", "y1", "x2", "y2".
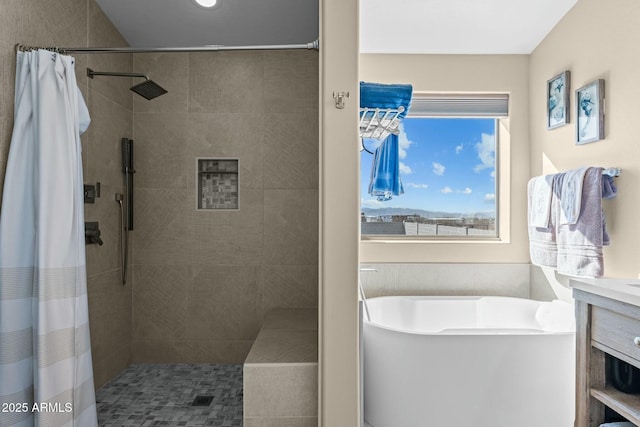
[{"x1": 15, "y1": 39, "x2": 319, "y2": 54}]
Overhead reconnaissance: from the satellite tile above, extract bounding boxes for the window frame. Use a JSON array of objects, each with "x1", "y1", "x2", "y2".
[{"x1": 360, "y1": 93, "x2": 509, "y2": 242}]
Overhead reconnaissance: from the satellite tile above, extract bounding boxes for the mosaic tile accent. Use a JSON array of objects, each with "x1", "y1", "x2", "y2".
[
  {"x1": 197, "y1": 159, "x2": 239, "y2": 210},
  {"x1": 96, "y1": 364, "x2": 242, "y2": 427}
]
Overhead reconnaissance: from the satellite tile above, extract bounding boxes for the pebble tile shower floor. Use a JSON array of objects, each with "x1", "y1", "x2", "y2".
[{"x1": 96, "y1": 364, "x2": 242, "y2": 427}]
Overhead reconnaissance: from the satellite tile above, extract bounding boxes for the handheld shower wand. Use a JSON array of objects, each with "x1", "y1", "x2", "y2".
[{"x1": 116, "y1": 138, "x2": 135, "y2": 285}]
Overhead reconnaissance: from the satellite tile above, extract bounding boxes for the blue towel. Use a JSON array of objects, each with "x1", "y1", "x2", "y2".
[
  {"x1": 360, "y1": 82, "x2": 413, "y2": 119},
  {"x1": 368, "y1": 134, "x2": 404, "y2": 201},
  {"x1": 602, "y1": 174, "x2": 617, "y2": 199}
]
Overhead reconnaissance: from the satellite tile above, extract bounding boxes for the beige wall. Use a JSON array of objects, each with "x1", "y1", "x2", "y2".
[
  {"x1": 359, "y1": 54, "x2": 531, "y2": 264},
  {"x1": 130, "y1": 50, "x2": 319, "y2": 363},
  {"x1": 319, "y1": 0, "x2": 360, "y2": 425},
  {"x1": 0, "y1": 0, "x2": 134, "y2": 388},
  {"x1": 529, "y1": 0, "x2": 640, "y2": 278}
]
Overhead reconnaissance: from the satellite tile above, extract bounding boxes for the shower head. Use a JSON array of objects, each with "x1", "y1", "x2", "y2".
[
  {"x1": 130, "y1": 79, "x2": 167, "y2": 100},
  {"x1": 87, "y1": 68, "x2": 168, "y2": 100}
]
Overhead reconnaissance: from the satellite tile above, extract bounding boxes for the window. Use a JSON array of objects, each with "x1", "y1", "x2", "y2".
[{"x1": 360, "y1": 94, "x2": 508, "y2": 238}]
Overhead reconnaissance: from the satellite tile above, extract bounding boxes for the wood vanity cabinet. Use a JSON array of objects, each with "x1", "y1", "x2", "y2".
[{"x1": 574, "y1": 288, "x2": 640, "y2": 427}]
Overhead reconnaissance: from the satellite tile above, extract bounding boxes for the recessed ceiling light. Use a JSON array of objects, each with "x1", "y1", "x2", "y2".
[{"x1": 193, "y1": 0, "x2": 220, "y2": 9}]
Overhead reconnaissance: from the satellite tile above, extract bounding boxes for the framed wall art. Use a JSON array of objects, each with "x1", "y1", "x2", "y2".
[
  {"x1": 547, "y1": 71, "x2": 570, "y2": 129},
  {"x1": 576, "y1": 79, "x2": 605, "y2": 145}
]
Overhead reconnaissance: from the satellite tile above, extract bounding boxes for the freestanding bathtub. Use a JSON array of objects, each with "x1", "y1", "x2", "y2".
[{"x1": 363, "y1": 296, "x2": 575, "y2": 427}]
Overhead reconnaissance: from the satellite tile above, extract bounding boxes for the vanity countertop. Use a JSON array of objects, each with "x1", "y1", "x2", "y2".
[{"x1": 570, "y1": 277, "x2": 640, "y2": 308}]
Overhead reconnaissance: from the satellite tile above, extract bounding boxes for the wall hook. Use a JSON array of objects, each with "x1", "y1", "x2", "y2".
[{"x1": 333, "y1": 91, "x2": 350, "y2": 109}]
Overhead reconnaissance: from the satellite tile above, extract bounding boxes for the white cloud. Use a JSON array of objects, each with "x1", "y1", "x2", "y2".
[
  {"x1": 399, "y1": 162, "x2": 412, "y2": 175},
  {"x1": 490, "y1": 170, "x2": 496, "y2": 179},
  {"x1": 432, "y1": 162, "x2": 445, "y2": 176},
  {"x1": 441, "y1": 186, "x2": 453, "y2": 194},
  {"x1": 397, "y1": 123, "x2": 414, "y2": 160},
  {"x1": 474, "y1": 133, "x2": 495, "y2": 172},
  {"x1": 484, "y1": 193, "x2": 496, "y2": 203},
  {"x1": 406, "y1": 183, "x2": 429, "y2": 189},
  {"x1": 458, "y1": 187, "x2": 472, "y2": 195},
  {"x1": 455, "y1": 144, "x2": 464, "y2": 154},
  {"x1": 361, "y1": 198, "x2": 384, "y2": 208}
]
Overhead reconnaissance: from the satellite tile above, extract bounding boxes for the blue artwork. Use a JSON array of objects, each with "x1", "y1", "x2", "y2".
[{"x1": 547, "y1": 71, "x2": 570, "y2": 129}]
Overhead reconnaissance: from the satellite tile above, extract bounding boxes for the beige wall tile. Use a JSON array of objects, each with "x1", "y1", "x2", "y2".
[
  {"x1": 87, "y1": 0, "x2": 133, "y2": 109},
  {"x1": 133, "y1": 340, "x2": 253, "y2": 364},
  {"x1": 264, "y1": 78, "x2": 319, "y2": 113},
  {"x1": 263, "y1": 190, "x2": 319, "y2": 265},
  {"x1": 264, "y1": 51, "x2": 318, "y2": 81},
  {"x1": 84, "y1": 90, "x2": 133, "y2": 189},
  {"x1": 133, "y1": 113, "x2": 189, "y2": 189},
  {"x1": 187, "y1": 265, "x2": 261, "y2": 341},
  {"x1": 93, "y1": 342, "x2": 131, "y2": 389},
  {"x1": 189, "y1": 52, "x2": 264, "y2": 113},
  {"x1": 396, "y1": 263, "x2": 477, "y2": 295},
  {"x1": 133, "y1": 53, "x2": 188, "y2": 113},
  {"x1": 177, "y1": 340, "x2": 254, "y2": 363},
  {"x1": 87, "y1": 270, "x2": 132, "y2": 388},
  {"x1": 359, "y1": 264, "x2": 400, "y2": 298},
  {"x1": 133, "y1": 188, "x2": 190, "y2": 265},
  {"x1": 264, "y1": 113, "x2": 318, "y2": 189},
  {"x1": 85, "y1": 184, "x2": 124, "y2": 277},
  {"x1": 187, "y1": 222, "x2": 263, "y2": 266},
  {"x1": 264, "y1": 51, "x2": 318, "y2": 113},
  {"x1": 87, "y1": 54, "x2": 133, "y2": 110},
  {"x1": 529, "y1": 265, "x2": 558, "y2": 302},
  {"x1": 133, "y1": 265, "x2": 188, "y2": 341},
  {"x1": 472, "y1": 264, "x2": 529, "y2": 297},
  {"x1": 2, "y1": 0, "x2": 87, "y2": 52},
  {"x1": 188, "y1": 187, "x2": 263, "y2": 227},
  {"x1": 386, "y1": 263, "x2": 531, "y2": 297},
  {"x1": 261, "y1": 265, "x2": 318, "y2": 316},
  {"x1": 187, "y1": 113, "x2": 264, "y2": 189},
  {"x1": 244, "y1": 364, "x2": 318, "y2": 417},
  {"x1": 132, "y1": 340, "x2": 183, "y2": 363},
  {"x1": 244, "y1": 330, "x2": 317, "y2": 364},
  {"x1": 261, "y1": 308, "x2": 318, "y2": 331}
]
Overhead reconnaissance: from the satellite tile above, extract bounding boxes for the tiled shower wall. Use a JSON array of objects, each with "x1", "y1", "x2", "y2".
[
  {"x1": 0, "y1": 0, "x2": 133, "y2": 388},
  {"x1": 131, "y1": 50, "x2": 319, "y2": 362}
]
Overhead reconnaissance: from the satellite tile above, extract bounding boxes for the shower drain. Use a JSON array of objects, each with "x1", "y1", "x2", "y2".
[{"x1": 191, "y1": 395, "x2": 214, "y2": 406}]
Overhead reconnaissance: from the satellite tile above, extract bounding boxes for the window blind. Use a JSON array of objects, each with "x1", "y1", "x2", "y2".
[{"x1": 407, "y1": 94, "x2": 509, "y2": 118}]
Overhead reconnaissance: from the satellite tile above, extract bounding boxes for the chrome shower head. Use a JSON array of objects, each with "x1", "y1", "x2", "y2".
[{"x1": 130, "y1": 79, "x2": 167, "y2": 100}]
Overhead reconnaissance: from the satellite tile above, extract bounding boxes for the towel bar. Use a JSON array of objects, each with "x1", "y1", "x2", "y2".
[
  {"x1": 359, "y1": 107, "x2": 405, "y2": 141},
  {"x1": 602, "y1": 167, "x2": 622, "y2": 177}
]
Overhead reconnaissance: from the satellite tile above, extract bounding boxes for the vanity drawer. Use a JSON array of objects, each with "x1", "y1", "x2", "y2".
[{"x1": 592, "y1": 306, "x2": 640, "y2": 364}]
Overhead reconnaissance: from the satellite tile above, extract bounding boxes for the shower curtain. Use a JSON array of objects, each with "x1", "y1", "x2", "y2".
[{"x1": 0, "y1": 50, "x2": 97, "y2": 427}]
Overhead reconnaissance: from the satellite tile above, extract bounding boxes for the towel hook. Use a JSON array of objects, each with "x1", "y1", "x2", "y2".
[{"x1": 333, "y1": 91, "x2": 349, "y2": 109}]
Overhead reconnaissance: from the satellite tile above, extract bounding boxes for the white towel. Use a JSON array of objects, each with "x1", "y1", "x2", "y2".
[
  {"x1": 556, "y1": 167, "x2": 607, "y2": 277},
  {"x1": 528, "y1": 174, "x2": 555, "y2": 228},
  {"x1": 559, "y1": 166, "x2": 588, "y2": 225},
  {"x1": 528, "y1": 174, "x2": 563, "y2": 269}
]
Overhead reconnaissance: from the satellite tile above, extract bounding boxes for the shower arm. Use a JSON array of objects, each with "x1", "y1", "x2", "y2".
[{"x1": 87, "y1": 69, "x2": 149, "y2": 81}]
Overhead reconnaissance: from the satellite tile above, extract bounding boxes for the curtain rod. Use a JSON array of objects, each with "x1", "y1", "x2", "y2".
[{"x1": 15, "y1": 40, "x2": 319, "y2": 54}]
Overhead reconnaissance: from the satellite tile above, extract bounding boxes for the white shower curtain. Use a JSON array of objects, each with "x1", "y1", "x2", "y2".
[{"x1": 0, "y1": 50, "x2": 97, "y2": 427}]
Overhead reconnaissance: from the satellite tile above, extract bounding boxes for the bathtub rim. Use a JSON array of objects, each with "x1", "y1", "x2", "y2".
[{"x1": 363, "y1": 295, "x2": 576, "y2": 337}]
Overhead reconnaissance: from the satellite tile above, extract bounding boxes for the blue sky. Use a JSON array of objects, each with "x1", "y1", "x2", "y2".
[{"x1": 361, "y1": 118, "x2": 497, "y2": 216}]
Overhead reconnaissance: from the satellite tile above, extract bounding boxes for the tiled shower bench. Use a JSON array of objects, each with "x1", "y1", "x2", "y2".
[{"x1": 243, "y1": 307, "x2": 318, "y2": 427}]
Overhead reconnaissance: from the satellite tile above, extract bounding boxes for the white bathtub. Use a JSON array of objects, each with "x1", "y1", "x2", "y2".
[{"x1": 363, "y1": 296, "x2": 575, "y2": 427}]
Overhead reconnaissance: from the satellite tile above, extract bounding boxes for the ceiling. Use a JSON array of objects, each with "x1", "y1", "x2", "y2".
[
  {"x1": 97, "y1": 0, "x2": 577, "y2": 54},
  {"x1": 360, "y1": 0, "x2": 578, "y2": 54}
]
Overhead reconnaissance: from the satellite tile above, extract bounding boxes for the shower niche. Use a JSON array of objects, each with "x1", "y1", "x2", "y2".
[{"x1": 197, "y1": 158, "x2": 239, "y2": 210}]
